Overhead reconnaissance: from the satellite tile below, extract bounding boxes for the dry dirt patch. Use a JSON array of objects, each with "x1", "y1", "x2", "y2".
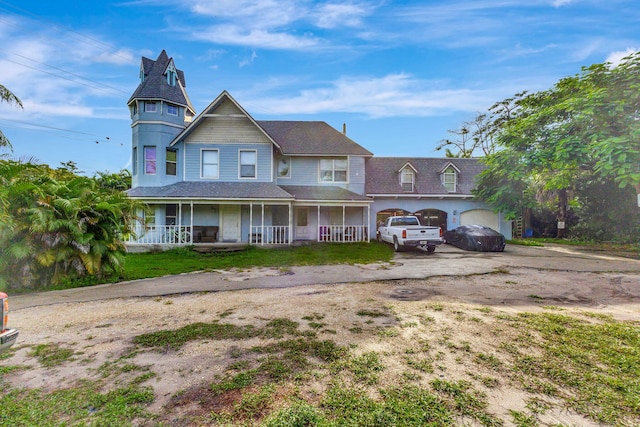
[{"x1": 4, "y1": 268, "x2": 640, "y2": 425}]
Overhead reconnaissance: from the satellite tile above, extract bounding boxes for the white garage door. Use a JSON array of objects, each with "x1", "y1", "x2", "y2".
[{"x1": 460, "y1": 209, "x2": 499, "y2": 231}]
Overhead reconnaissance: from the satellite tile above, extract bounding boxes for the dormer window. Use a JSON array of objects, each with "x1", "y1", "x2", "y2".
[
  {"x1": 401, "y1": 168, "x2": 414, "y2": 192},
  {"x1": 139, "y1": 67, "x2": 145, "y2": 83},
  {"x1": 165, "y1": 62, "x2": 177, "y2": 87},
  {"x1": 442, "y1": 166, "x2": 457, "y2": 192}
]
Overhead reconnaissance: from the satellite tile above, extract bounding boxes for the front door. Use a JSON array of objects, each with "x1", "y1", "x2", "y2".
[
  {"x1": 220, "y1": 205, "x2": 241, "y2": 242},
  {"x1": 295, "y1": 208, "x2": 309, "y2": 239}
]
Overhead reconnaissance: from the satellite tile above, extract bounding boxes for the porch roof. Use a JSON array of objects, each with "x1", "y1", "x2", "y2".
[
  {"x1": 127, "y1": 181, "x2": 294, "y2": 200},
  {"x1": 280, "y1": 185, "x2": 372, "y2": 203}
]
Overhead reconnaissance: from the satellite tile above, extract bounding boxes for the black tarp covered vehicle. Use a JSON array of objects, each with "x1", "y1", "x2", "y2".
[{"x1": 443, "y1": 225, "x2": 506, "y2": 252}]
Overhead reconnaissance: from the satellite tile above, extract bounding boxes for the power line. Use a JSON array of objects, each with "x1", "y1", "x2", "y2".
[
  {"x1": 0, "y1": 118, "x2": 119, "y2": 144},
  {"x1": 0, "y1": 1, "x2": 133, "y2": 64},
  {"x1": 0, "y1": 48, "x2": 129, "y2": 97}
]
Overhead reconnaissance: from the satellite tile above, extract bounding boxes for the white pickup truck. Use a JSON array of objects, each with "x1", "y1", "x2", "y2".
[{"x1": 377, "y1": 215, "x2": 443, "y2": 253}]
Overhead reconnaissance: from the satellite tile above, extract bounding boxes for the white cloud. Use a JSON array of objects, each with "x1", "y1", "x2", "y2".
[
  {"x1": 606, "y1": 48, "x2": 638, "y2": 66},
  {"x1": 314, "y1": 2, "x2": 372, "y2": 29},
  {"x1": 193, "y1": 24, "x2": 320, "y2": 50},
  {"x1": 552, "y1": 0, "x2": 576, "y2": 6},
  {"x1": 242, "y1": 74, "x2": 494, "y2": 118}
]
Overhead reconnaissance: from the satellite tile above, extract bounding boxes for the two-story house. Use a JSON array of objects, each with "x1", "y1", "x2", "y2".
[{"x1": 126, "y1": 51, "x2": 510, "y2": 249}]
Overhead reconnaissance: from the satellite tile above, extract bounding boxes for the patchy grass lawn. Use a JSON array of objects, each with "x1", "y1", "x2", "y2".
[
  {"x1": 48, "y1": 242, "x2": 394, "y2": 291},
  {"x1": 2, "y1": 290, "x2": 639, "y2": 426}
]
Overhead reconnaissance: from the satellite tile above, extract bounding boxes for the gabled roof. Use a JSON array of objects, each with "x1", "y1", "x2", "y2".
[
  {"x1": 170, "y1": 90, "x2": 280, "y2": 149},
  {"x1": 365, "y1": 157, "x2": 486, "y2": 196},
  {"x1": 398, "y1": 161, "x2": 418, "y2": 174},
  {"x1": 257, "y1": 121, "x2": 373, "y2": 157},
  {"x1": 128, "y1": 50, "x2": 195, "y2": 114}
]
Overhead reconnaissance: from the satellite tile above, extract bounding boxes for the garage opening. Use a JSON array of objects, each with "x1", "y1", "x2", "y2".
[
  {"x1": 376, "y1": 208, "x2": 410, "y2": 228},
  {"x1": 413, "y1": 209, "x2": 447, "y2": 231}
]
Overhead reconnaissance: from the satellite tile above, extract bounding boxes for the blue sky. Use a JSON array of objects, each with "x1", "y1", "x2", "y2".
[{"x1": 0, "y1": 0, "x2": 637, "y2": 175}]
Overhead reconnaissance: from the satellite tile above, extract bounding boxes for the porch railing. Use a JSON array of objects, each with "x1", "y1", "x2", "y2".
[
  {"x1": 250, "y1": 226, "x2": 289, "y2": 245},
  {"x1": 129, "y1": 225, "x2": 192, "y2": 245},
  {"x1": 318, "y1": 225, "x2": 368, "y2": 242}
]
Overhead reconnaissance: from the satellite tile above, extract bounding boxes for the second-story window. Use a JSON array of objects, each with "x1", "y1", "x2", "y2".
[
  {"x1": 277, "y1": 157, "x2": 290, "y2": 178},
  {"x1": 201, "y1": 149, "x2": 219, "y2": 179},
  {"x1": 166, "y1": 149, "x2": 177, "y2": 176},
  {"x1": 320, "y1": 158, "x2": 348, "y2": 182},
  {"x1": 144, "y1": 101, "x2": 157, "y2": 113},
  {"x1": 132, "y1": 146, "x2": 137, "y2": 175},
  {"x1": 401, "y1": 169, "x2": 414, "y2": 192},
  {"x1": 240, "y1": 150, "x2": 257, "y2": 178},
  {"x1": 442, "y1": 166, "x2": 457, "y2": 192},
  {"x1": 144, "y1": 146, "x2": 156, "y2": 175},
  {"x1": 167, "y1": 104, "x2": 178, "y2": 115}
]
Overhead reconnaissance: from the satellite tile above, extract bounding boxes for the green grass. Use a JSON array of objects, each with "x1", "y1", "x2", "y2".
[{"x1": 48, "y1": 242, "x2": 393, "y2": 291}]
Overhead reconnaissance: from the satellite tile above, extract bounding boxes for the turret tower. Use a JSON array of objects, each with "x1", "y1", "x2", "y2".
[{"x1": 128, "y1": 50, "x2": 195, "y2": 187}]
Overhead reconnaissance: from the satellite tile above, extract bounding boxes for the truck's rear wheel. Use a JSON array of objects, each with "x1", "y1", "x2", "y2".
[{"x1": 393, "y1": 236, "x2": 402, "y2": 252}]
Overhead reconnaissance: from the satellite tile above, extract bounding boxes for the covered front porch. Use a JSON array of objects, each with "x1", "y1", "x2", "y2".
[{"x1": 125, "y1": 182, "x2": 373, "y2": 250}]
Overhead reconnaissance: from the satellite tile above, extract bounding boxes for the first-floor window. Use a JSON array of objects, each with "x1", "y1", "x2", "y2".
[
  {"x1": 201, "y1": 149, "x2": 219, "y2": 179},
  {"x1": 166, "y1": 149, "x2": 177, "y2": 176},
  {"x1": 166, "y1": 205, "x2": 177, "y2": 226},
  {"x1": 144, "y1": 146, "x2": 156, "y2": 174},
  {"x1": 240, "y1": 150, "x2": 257, "y2": 178},
  {"x1": 320, "y1": 158, "x2": 348, "y2": 182}
]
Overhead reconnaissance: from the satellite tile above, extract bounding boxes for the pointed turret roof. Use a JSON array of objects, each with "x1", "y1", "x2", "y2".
[{"x1": 128, "y1": 50, "x2": 195, "y2": 115}]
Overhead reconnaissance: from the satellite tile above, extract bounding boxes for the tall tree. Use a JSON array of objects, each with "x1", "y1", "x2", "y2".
[
  {"x1": 0, "y1": 84, "x2": 23, "y2": 150},
  {"x1": 475, "y1": 52, "x2": 640, "y2": 238},
  {"x1": 436, "y1": 113, "x2": 500, "y2": 158}
]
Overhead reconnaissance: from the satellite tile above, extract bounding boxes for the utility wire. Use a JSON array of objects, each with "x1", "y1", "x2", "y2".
[
  {"x1": 0, "y1": 48, "x2": 129, "y2": 97},
  {"x1": 0, "y1": 118, "x2": 115, "y2": 144},
  {"x1": 0, "y1": 1, "x2": 133, "y2": 64}
]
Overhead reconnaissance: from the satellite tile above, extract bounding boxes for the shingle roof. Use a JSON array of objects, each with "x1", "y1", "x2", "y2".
[
  {"x1": 257, "y1": 121, "x2": 373, "y2": 156},
  {"x1": 280, "y1": 185, "x2": 372, "y2": 202},
  {"x1": 127, "y1": 181, "x2": 294, "y2": 200},
  {"x1": 128, "y1": 50, "x2": 194, "y2": 113},
  {"x1": 365, "y1": 157, "x2": 486, "y2": 195}
]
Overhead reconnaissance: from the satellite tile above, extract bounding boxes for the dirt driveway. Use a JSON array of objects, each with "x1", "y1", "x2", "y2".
[{"x1": 5, "y1": 244, "x2": 640, "y2": 425}]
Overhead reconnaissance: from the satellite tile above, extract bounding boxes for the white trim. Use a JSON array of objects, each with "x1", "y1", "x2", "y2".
[
  {"x1": 200, "y1": 148, "x2": 219, "y2": 179},
  {"x1": 318, "y1": 157, "x2": 349, "y2": 184},
  {"x1": 238, "y1": 149, "x2": 257, "y2": 179},
  {"x1": 131, "y1": 120, "x2": 186, "y2": 130}
]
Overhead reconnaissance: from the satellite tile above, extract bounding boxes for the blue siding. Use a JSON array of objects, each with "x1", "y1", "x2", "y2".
[
  {"x1": 276, "y1": 156, "x2": 367, "y2": 195},
  {"x1": 184, "y1": 143, "x2": 273, "y2": 182}
]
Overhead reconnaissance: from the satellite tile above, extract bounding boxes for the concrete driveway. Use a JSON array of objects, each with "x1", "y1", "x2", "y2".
[{"x1": 12, "y1": 243, "x2": 640, "y2": 310}]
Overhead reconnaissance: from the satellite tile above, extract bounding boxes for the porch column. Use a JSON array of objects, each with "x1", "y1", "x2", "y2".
[
  {"x1": 249, "y1": 203, "x2": 253, "y2": 245},
  {"x1": 178, "y1": 202, "x2": 182, "y2": 245},
  {"x1": 317, "y1": 205, "x2": 321, "y2": 242},
  {"x1": 261, "y1": 203, "x2": 265, "y2": 246},
  {"x1": 288, "y1": 202, "x2": 293, "y2": 245},
  {"x1": 342, "y1": 205, "x2": 346, "y2": 242},
  {"x1": 190, "y1": 201, "x2": 194, "y2": 244},
  {"x1": 367, "y1": 204, "x2": 371, "y2": 242}
]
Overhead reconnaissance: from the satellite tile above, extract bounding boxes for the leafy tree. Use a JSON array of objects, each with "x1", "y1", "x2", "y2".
[
  {"x1": 0, "y1": 160, "x2": 142, "y2": 290},
  {"x1": 436, "y1": 113, "x2": 499, "y2": 158},
  {"x1": 0, "y1": 84, "x2": 23, "y2": 150},
  {"x1": 94, "y1": 169, "x2": 132, "y2": 191},
  {"x1": 475, "y1": 52, "x2": 640, "y2": 239}
]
